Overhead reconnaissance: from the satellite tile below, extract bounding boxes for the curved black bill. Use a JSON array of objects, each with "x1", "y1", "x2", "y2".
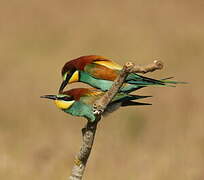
[
  {"x1": 59, "y1": 79, "x2": 68, "y2": 93},
  {"x1": 40, "y1": 95, "x2": 57, "y2": 100}
]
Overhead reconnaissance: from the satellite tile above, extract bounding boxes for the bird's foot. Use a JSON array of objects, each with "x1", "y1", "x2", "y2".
[{"x1": 93, "y1": 104, "x2": 104, "y2": 115}]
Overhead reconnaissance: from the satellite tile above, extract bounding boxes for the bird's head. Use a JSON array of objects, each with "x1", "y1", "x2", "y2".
[
  {"x1": 59, "y1": 55, "x2": 107, "y2": 93},
  {"x1": 59, "y1": 65, "x2": 79, "y2": 93},
  {"x1": 41, "y1": 88, "x2": 94, "y2": 110},
  {"x1": 41, "y1": 94, "x2": 75, "y2": 110}
]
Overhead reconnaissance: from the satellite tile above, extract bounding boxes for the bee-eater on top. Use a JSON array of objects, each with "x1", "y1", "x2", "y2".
[
  {"x1": 41, "y1": 88, "x2": 151, "y2": 122},
  {"x1": 59, "y1": 55, "x2": 181, "y2": 93}
]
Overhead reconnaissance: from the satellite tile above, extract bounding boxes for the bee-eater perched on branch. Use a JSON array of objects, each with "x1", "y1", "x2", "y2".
[
  {"x1": 41, "y1": 88, "x2": 151, "y2": 122},
  {"x1": 59, "y1": 55, "x2": 181, "y2": 93}
]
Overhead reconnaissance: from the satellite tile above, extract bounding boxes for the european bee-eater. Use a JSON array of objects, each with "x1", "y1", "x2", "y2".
[
  {"x1": 59, "y1": 55, "x2": 180, "y2": 93},
  {"x1": 41, "y1": 88, "x2": 151, "y2": 122}
]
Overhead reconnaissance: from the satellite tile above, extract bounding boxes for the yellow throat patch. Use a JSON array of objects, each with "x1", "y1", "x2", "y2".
[
  {"x1": 54, "y1": 100, "x2": 75, "y2": 109},
  {"x1": 69, "y1": 71, "x2": 79, "y2": 83}
]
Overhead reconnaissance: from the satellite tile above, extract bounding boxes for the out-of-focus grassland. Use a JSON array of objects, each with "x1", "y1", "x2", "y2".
[{"x1": 0, "y1": 0, "x2": 203, "y2": 179}]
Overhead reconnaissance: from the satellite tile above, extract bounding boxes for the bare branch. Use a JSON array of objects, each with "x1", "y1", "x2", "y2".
[
  {"x1": 69, "y1": 119, "x2": 100, "y2": 180},
  {"x1": 68, "y1": 60, "x2": 164, "y2": 180},
  {"x1": 128, "y1": 60, "x2": 163, "y2": 74}
]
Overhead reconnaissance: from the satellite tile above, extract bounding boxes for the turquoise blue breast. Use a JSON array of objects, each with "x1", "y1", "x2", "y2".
[{"x1": 63, "y1": 101, "x2": 96, "y2": 122}]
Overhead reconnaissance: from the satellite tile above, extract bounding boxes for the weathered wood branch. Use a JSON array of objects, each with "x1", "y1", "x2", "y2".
[
  {"x1": 69, "y1": 119, "x2": 99, "y2": 180},
  {"x1": 68, "y1": 60, "x2": 164, "y2": 180}
]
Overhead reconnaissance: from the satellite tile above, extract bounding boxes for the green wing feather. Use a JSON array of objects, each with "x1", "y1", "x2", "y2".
[{"x1": 126, "y1": 73, "x2": 186, "y2": 87}]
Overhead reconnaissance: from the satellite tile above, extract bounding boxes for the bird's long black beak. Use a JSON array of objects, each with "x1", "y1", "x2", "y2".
[
  {"x1": 59, "y1": 80, "x2": 67, "y2": 93},
  {"x1": 40, "y1": 95, "x2": 57, "y2": 100},
  {"x1": 59, "y1": 78, "x2": 69, "y2": 93}
]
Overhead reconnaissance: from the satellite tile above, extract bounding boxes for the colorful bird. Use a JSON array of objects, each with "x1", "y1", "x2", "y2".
[
  {"x1": 59, "y1": 55, "x2": 180, "y2": 93},
  {"x1": 41, "y1": 88, "x2": 151, "y2": 122}
]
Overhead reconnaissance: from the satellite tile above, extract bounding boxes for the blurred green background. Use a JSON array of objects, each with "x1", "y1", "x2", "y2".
[{"x1": 0, "y1": 0, "x2": 203, "y2": 179}]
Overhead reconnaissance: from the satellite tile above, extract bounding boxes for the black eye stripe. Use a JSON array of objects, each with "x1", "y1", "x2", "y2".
[{"x1": 58, "y1": 96, "x2": 75, "y2": 101}]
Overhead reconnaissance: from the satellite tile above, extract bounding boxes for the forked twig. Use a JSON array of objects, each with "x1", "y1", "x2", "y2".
[{"x1": 68, "y1": 60, "x2": 164, "y2": 180}]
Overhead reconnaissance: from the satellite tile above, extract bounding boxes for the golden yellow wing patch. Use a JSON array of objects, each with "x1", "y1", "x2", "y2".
[
  {"x1": 87, "y1": 89, "x2": 103, "y2": 96},
  {"x1": 94, "y1": 60, "x2": 122, "y2": 70}
]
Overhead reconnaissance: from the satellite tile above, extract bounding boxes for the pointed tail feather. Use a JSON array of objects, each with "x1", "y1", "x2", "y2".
[
  {"x1": 161, "y1": 80, "x2": 187, "y2": 84},
  {"x1": 127, "y1": 95, "x2": 152, "y2": 100},
  {"x1": 126, "y1": 73, "x2": 165, "y2": 86},
  {"x1": 127, "y1": 80, "x2": 175, "y2": 87},
  {"x1": 104, "y1": 94, "x2": 152, "y2": 116},
  {"x1": 113, "y1": 94, "x2": 152, "y2": 103},
  {"x1": 126, "y1": 73, "x2": 186, "y2": 87},
  {"x1": 160, "y1": 76, "x2": 187, "y2": 84},
  {"x1": 121, "y1": 101, "x2": 152, "y2": 106},
  {"x1": 103, "y1": 100, "x2": 151, "y2": 117},
  {"x1": 160, "y1": 77, "x2": 174, "y2": 80}
]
